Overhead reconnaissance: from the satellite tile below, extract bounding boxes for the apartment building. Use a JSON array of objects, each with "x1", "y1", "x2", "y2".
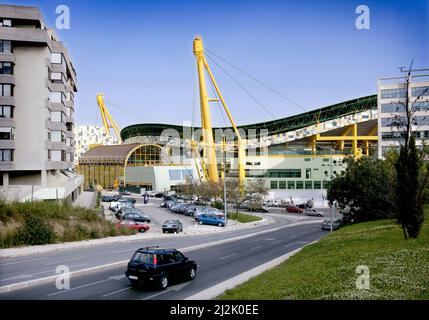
[
  {"x1": 74, "y1": 125, "x2": 119, "y2": 165},
  {"x1": 377, "y1": 69, "x2": 429, "y2": 158},
  {"x1": 0, "y1": 5, "x2": 83, "y2": 202}
]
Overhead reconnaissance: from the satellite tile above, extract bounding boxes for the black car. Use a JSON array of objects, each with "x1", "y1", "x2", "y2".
[
  {"x1": 101, "y1": 194, "x2": 121, "y2": 202},
  {"x1": 121, "y1": 211, "x2": 151, "y2": 223},
  {"x1": 125, "y1": 247, "x2": 197, "y2": 289},
  {"x1": 162, "y1": 220, "x2": 183, "y2": 233}
]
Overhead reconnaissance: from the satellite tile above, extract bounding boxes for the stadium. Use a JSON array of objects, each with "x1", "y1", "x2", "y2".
[{"x1": 78, "y1": 94, "x2": 378, "y2": 204}]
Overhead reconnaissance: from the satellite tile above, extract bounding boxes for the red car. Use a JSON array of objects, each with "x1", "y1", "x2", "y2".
[
  {"x1": 286, "y1": 205, "x2": 304, "y2": 213},
  {"x1": 116, "y1": 220, "x2": 150, "y2": 233}
]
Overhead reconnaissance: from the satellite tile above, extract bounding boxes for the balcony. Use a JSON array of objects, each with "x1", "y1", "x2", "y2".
[
  {"x1": 0, "y1": 118, "x2": 15, "y2": 127},
  {"x1": 45, "y1": 141, "x2": 67, "y2": 150},
  {"x1": 0, "y1": 74, "x2": 15, "y2": 85},
  {"x1": 45, "y1": 119, "x2": 66, "y2": 131},
  {"x1": 0, "y1": 53, "x2": 15, "y2": 63},
  {"x1": 0, "y1": 140, "x2": 15, "y2": 149},
  {"x1": 0, "y1": 161, "x2": 14, "y2": 171},
  {"x1": 0, "y1": 27, "x2": 49, "y2": 44}
]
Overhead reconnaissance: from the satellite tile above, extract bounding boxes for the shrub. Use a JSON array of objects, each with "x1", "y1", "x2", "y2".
[{"x1": 14, "y1": 214, "x2": 56, "y2": 246}]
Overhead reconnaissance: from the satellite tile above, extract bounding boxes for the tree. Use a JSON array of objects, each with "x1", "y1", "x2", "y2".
[
  {"x1": 225, "y1": 179, "x2": 269, "y2": 217},
  {"x1": 327, "y1": 156, "x2": 396, "y2": 224},
  {"x1": 389, "y1": 64, "x2": 429, "y2": 239},
  {"x1": 395, "y1": 136, "x2": 428, "y2": 238}
]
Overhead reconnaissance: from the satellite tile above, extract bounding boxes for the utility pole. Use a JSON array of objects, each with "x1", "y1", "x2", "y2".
[{"x1": 330, "y1": 148, "x2": 334, "y2": 232}]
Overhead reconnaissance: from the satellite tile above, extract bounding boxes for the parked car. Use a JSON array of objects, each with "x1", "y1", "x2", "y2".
[
  {"x1": 286, "y1": 205, "x2": 304, "y2": 213},
  {"x1": 304, "y1": 208, "x2": 324, "y2": 217},
  {"x1": 125, "y1": 247, "x2": 197, "y2": 289},
  {"x1": 111, "y1": 201, "x2": 135, "y2": 215},
  {"x1": 121, "y1": 211, "x2": 151, "y2": 223},
  {"x1": 116, "y1": 220, "x2": 150, "y2": 233},
  {"x1": 197, "y1": 214, "x2": 225, "y2": 227},
  {"x1": 101, "y1": 195, "x2": 121, "y2": 202},
  {"x1": 119, "y1": 190, "x2": 132, "y2": 196},
  {"x1": 192, "y1": 206, "x2": 211, "y2": 219},
  {"x1": 162, "y1": 220, "x2": 183, "y2": 233},
  {"x1": 184, "y1": 205, "x2": 198, "y2": 216},
  {"x1": 247, "y1": 202, "x2": 270, "y2": 212},
  {"x1": 321, "y1": 217, "x2": 343, "y2": 231},
  {"x1": 171, "y1": 203, "x2": 187, "y2": 213}
]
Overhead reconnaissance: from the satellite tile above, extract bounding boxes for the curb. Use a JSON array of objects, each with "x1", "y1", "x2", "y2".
[{"x1": 0, "y1": 220, "x2": 320, "y2": 294}]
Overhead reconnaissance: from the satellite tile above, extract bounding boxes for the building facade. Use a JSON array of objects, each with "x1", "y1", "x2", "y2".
[
  {"x1": 74, "y1": 125, "x2": 119, "y2": 165},
  {"x1": 377, "y1": 69, "x2": 429, "y2": 158},
  {"x1": 0, "y1": 5, "x2": 82, "y2": 202}
]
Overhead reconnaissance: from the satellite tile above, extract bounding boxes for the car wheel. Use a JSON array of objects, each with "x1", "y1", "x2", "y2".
[
  {"x1": 129, "y1": 279, "x2": 139, "y2": 288},
  {"x1": 218, "y1": 222, "x2": 223, "y2": 227},
  {"x1": 162, "y1": 230, "x2": 166, "y2": 233},
  {"x1": 188, "y1": 267, "x2": 196, "y2": 280},
  {"x1": 198, "y1": 221, "x2": 203, "y2": 225},
  {"x1": 159, "y1": 274, "x2": 169, "y2": 290}
]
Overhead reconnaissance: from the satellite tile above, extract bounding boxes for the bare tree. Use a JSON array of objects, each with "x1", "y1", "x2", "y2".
[
  {"x1": 225, "y1": 178, "x2": 269, "y2": 217},
  {"x1": 388, "y1": 62, "x2": 429, "y2": 239}
]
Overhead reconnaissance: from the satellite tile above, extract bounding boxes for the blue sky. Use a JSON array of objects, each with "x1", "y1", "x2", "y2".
[{"x1": 4, "y1": 0, "x2": 429, "y2": 129}]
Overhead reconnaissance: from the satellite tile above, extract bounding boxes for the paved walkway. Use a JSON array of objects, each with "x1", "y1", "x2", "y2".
[{"x1": 72, "y1": 191, "x2": 97, "y2": 209}]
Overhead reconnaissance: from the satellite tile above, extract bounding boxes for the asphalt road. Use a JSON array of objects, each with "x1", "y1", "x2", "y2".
[{"x1": 0, "y1": 223, "x2": 325, "y2": 300}]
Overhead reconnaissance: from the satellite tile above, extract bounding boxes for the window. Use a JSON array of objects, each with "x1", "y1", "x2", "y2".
[
  {"x1": 287, "y1": 181, "x2": 295, "y2": 189},
  {"x1": 296, "y1": 181, "x2": 304, "y2": 189},
  {"x1": 314, "y1": 181, "x2": 322, "y2": 189},
  {"x1": 0, "y1": 40, "x2": 12, "y2": 53},
  {"x1": 0, "y1": 105, "x2": 13, "y2": 118},
  {"x1": 51, "y1": 52, "x2": 63, "y2": 64},
  {"x1": 279, "y1": 181, "x2": 286, "y2": 189},
  {"x1": 49, "y1": 91, "x2": 63, "y2": 103},
  {"x1": 270, "y1": 181, "x2": 278, "y2": 189},
  {"x1": 49, "y1": 150, "x2": 62, "y2": 161},
  {"x1": 50, "y1": 131, "x2": 63, "y2": 142},
  {"x1": 305, "y1": 181, "x2": 313, "y2": 189},
  {"x1": 0, "y1": 19, "x2": 12, "y2": 27},
  {"x1": 49, "y1": 71, "x2": 64, "y2": 83},
  {"x1": 381, "y1": 103, "x2": 404, "y2": 113},
  {"x1": 0, "y1": 62, "x2": 12, "y2": 74},
  {"x1": 172, "y1": 251, "x2": 185, "y2": 263},
  {"x1": 305, "y1": 168, "x2": 312, "y2": 179},
  {"x1": 182, "y1": 169, "x2": 193, "y2": 179},
  {"x1": 412, "y1": 86, "x2": 429, "y2": 97},
  {"x1": 169, "y1": 170, "x2": 182, "y2": 181},
  {"x1": 0, "y1": 149, "x2": 13, "y2": 161},
  {"x1": 322, "y1": 181, "x2": 331, "y2": 189},
  {"x1": 50, "y1": 111, "x2": 64, "y2": 122},
  {"x1": 0, "y1": 127, "x2": 13, "y2": 140},
  {"x1": 0, "y1": 84, "x2": 13, "y2": 96},
  {"x1": 380, "y1": 88, "x2": 407, "y2": 99},
  {"x1": 268, "y1": 169, "x2": 301, "y2": 178}
]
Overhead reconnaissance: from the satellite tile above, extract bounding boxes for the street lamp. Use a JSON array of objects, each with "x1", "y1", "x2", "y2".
[{"x1": 223, "y1": 136, "x2": 227, "y2": 226}]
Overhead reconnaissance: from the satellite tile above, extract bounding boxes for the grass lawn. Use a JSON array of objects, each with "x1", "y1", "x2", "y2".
[
  {"x1": 227, "y1": 211, "x2": 262, "y2": 223},
  {"x1": 219, "y1": 208, "x2": 429, "y2": 300}
]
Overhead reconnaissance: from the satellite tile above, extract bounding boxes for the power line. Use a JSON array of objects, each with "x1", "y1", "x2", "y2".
[
  {"x1": 104, "y1": 99, "x2": 156, "y2": 123},
  {"x1": 205, "y1": 48, "x2": 306, "y2": 112},
  {"x1": 205, "y1": 53, "x2": 277, "y2": 120}
]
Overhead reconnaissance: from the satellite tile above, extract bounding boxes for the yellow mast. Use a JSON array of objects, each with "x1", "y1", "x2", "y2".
[
  {"x1": 193, "y1": 37, "x2": 219, "y2": 183},
  {"x1": 96, "y1": 93, "x2": 122, "y2": 143},
  {"x1": 193, "y1": 36, "x2": 245, "y2": 188}
]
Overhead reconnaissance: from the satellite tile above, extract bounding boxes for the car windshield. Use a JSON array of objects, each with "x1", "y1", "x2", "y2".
[
  {"x1": 131, "y1": 252, "x2": 154, "y2": 264},
  {"x1": 164, "y1": 220, "x2": 175, "y2": 224}
]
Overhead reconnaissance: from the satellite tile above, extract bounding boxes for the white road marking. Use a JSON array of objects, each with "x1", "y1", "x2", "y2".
[
  {"x1": 0, "y1": 256, "x2": 48, "y2": 266},
  {"x1": 0, "y1": 274, "x2": 33, "y2": 282},
  {"x1": 101, "y1": 287, "x2": 131, "y2": 297},
  {"x1": 250, "y1": 245, "x2": 262, "y2": 250},
  {"x1": 219, "y1": 253, "x2": 238, "y2": 260},
  {"x1": 284, "y1": 241, "x2": 308, "y2": 248},
  {"x1": 272, "y1": 240, "x2": 282, "y2": 244},
  {"x1": 47, "y1": 279, "x2": 112, "y2": 297}
]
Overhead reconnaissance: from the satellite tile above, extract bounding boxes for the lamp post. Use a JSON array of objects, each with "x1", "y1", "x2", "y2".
[{"x1": 223, "y1": 136, "x2": 227, "y2": 226}]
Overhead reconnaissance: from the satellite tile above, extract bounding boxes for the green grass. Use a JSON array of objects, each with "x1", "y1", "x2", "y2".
[
  {"x1": 0, "y1": 200, "x2": 136, "y2": 248},
  {"x1": 219, "y1": 208, "x2": 429, "y2": 300},
  {"x1": 227, "y1": 211, "x2": 262, "y2": 223}
]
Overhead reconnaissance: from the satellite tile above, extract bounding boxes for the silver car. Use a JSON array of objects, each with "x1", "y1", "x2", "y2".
[
  {"x1": 321, "y1": 217, "x2": 343, "y2": 231},
  {"x1": 304, "y1": 208, "x2": 323, "y2": 217}
]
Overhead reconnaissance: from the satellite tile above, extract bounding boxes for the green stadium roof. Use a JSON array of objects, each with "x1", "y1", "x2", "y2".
[{"x1": 121, "y1": 94, "x2": 377, "y2": 141}]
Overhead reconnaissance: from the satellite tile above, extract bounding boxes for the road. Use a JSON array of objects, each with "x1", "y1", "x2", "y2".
[
  {"x1": 0, "y1": 197, "x2": 328, "y2": 299},
  {"x1": 0, "y1": 223, "x2": 324, "y2": 300}
]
